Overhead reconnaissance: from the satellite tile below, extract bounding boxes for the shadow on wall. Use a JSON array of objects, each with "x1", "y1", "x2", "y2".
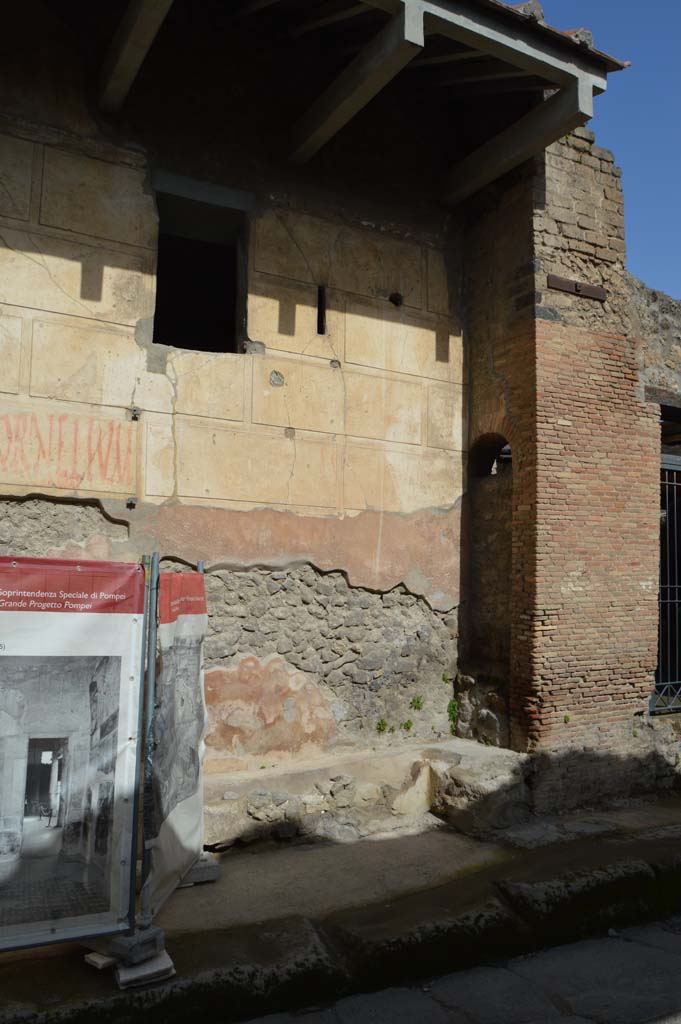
[{"x1": 457, "y1": 433, "x2": 513, "y2": 745}]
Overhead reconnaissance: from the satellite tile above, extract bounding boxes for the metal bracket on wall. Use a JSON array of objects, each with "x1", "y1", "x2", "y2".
[{"x1": 547, "y1": 273, "x2": 607, "y2": 302}]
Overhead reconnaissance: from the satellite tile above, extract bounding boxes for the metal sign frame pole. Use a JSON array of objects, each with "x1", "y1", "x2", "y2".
[
  {"x1": 139, "y1": 551, "x2": 160, "y2": 930},
  {"x1": 126, "y1": 554, "x2": 151, "y2": 934}
]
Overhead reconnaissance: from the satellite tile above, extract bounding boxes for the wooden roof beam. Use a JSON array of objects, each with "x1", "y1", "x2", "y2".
[
  {"x1": 99, "y1": 0, "x2": 174, "y2": 113},
  {"x1": 443, "y1": 75, "x2": 595, "y2": 205},
  {"x1": 445, "y1": 77, "x2": 547, "y2": 96},
  {"x1": 231, "y1": 0, "x2": 283, "y2": 15},
  {"x1": 438, "y1": 59, "x2": 534, "y2": 85},
  {"x1": 290, "y1": 6, "x2": 424, "y2": 163},
  {"x1": 288, "y1": 3, "x2": 372, "y2": 39},
  {"x1": 411, "y1": 48, "x2": 486, "y2": 68}
]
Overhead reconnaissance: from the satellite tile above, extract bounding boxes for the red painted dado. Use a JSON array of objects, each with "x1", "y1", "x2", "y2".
[
  {"x1": 132, "y1": 502, "x2": 461, "y2": 612},
  {"x1": 204, "y1": 654, "x2": 338, "y2": 766}
]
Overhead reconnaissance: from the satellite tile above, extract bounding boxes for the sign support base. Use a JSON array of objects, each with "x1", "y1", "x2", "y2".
[{"x1": 85, "y1": 924, "x2": 166, "y2": 966}]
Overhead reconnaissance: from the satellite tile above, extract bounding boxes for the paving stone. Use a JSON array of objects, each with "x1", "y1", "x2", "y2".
[
  {"x1": 509, "y1": 936, "x2": 681, "y2": 1023},
  {"x1": 431, "y1": 964, "x2": 560, "y2": 1022},
  {"x1": 620, "y1": 923, "x2": 681, "y2": 957},
  {"x1": 331, "y1": 987, "x2": 460, "y2": 1023},
  {"x1": 243, "y1": 1014, "x2": 337, "y2": 1024}
]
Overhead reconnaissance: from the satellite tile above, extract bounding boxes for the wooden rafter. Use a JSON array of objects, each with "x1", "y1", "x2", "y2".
[
  {"x1": 437, "y1": 59, "x2": 534, "y2": 86},
  {"x1": 443, "y1": 76, "x2": 594, "y2": 205},
  {"x1": 290, "y1": 6, "x2": 424, "y2": 163},
  {"x1": 288, "y1": 3, "x2": 371, "y2": 39},
  {"x1": 99, "y1": 0, "x2": 174, "y2": 113}
]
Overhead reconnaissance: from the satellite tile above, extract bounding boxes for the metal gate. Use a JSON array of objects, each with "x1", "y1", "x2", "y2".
[{"x1": 654, "y1": 456, "x2": 681, "y2": 712}]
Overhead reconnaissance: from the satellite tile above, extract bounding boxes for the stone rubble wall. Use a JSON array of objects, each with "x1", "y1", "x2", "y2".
[
  {"x1": 630, "y1": 276, "x2": 681, "y2": 396},
  {"x1": 534, "y1": 127, "x2": 630, "y2": 333},
  {"x1": 203, "y1": 565, "x2": 457, "y2": 765},
  {"x1": 0, "y1": 497, "x2": 129, "y2": 560}
]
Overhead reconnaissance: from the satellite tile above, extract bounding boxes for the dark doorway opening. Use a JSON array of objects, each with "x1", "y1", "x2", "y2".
[{"x1": 23, "y1": 738, "x2": 67, "y2": 827}]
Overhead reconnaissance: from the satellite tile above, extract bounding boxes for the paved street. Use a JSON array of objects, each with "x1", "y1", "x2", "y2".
[{"x1": 245, "y1": 918, "x2": 681, "y2": 1024}]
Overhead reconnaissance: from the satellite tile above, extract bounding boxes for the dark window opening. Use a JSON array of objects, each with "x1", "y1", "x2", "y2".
[
  {"x1": 662, "y1": 406, "x2": 681, "y2": 456},
  {"x1": 654, "y1": 407, "x2": 681, "y2": 713},
  {"x1": 152, "y1": 191, "x2": 246, "y2": 353}
]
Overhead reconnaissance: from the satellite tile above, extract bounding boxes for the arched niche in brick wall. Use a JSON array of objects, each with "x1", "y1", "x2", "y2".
[
  {"x1": 464, "y1": 434, "x2": 512, "y2": 683},
  {"x1": 468, "y1": 433, "x2": 512, "y2": 478}
]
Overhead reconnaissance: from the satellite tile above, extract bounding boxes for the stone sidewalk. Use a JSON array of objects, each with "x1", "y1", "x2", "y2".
[
  {"x1": 157, "y1": 795, "x2": 681, "y2": 937},
  {"x1": 243, "y1": 918, "x2": 681, "y2": 1024},
  {"x1": 3, "y1": 797, "x2": 681, "y2": 1023}
]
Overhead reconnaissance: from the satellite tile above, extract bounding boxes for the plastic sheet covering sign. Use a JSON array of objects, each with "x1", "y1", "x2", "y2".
[
  {"x1": 144, "y1": 571, "x2": 207, "y2": 917},
  {"x1": 0, "y1": 556, "x2": 145, "y2": 952}
]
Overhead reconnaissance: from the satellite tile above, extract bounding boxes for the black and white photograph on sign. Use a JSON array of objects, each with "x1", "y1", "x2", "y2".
[
  {"x1": 0, "y1": 655, "x2": 121, "y2": 927},
  {"x1": 151, "y1": 637, "x2": 204, "y2": 835}
]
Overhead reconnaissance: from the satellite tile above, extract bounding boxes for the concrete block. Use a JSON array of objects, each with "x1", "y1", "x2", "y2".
[
  {"x1": 107, "y1": 925, "x2": 166, "y2": 965},
  {"x1": 0, "y1": 133, "x2": 33, "y2": 221},
  {"x1": 41, "y1": 147, "x2": 157, "y2": 248},
  {"x1": 0, "y1": 313, "x2": 22, "y2": 394},
  {"x1": 115, "y1": 951, "x2": 175, "y2": 988},
  {"x1": 84, "y1": 951, "x2": 118, "y2": 970}
]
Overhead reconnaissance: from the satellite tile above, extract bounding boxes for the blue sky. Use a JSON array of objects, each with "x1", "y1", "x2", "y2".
[{"x1": 546, "y1": 0, "x2": 680, "y2": 297}]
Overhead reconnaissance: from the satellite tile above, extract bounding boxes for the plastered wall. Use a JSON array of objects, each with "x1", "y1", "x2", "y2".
[{"x1": 0, "y1": 128, "x2": 464, "y2": 610}]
